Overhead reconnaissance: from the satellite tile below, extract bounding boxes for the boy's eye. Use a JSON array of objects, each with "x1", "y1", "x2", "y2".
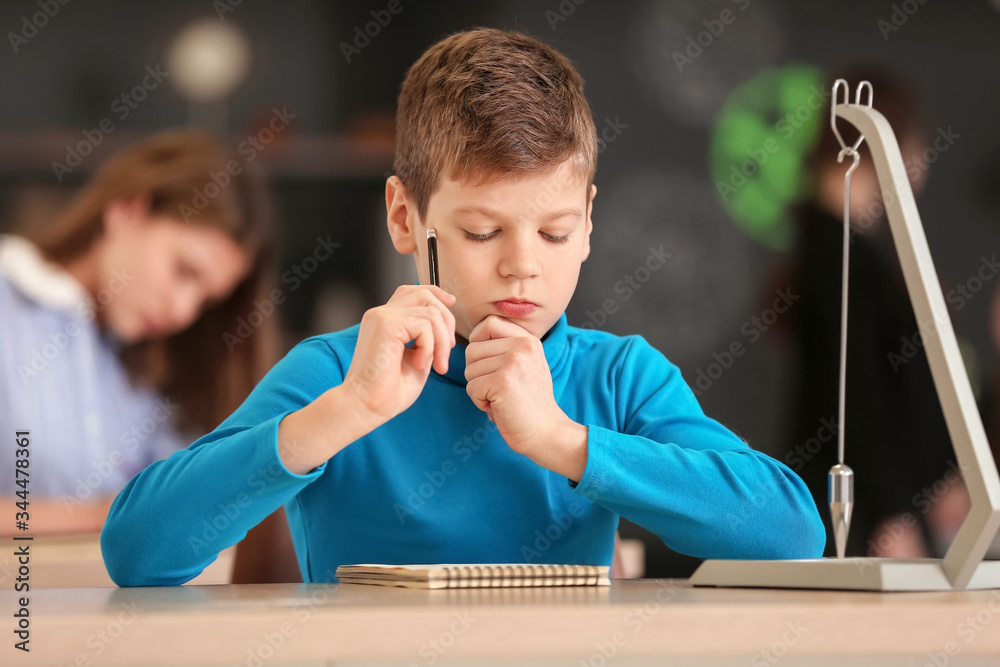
[
  {"x1": 462, "y1": 230, "x2": 572, "y2": 244},
  {"x1": 463, "y1": 230, "x2": 499, "y2": 242}
]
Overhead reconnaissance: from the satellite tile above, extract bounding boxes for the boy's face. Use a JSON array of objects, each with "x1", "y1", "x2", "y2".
[{"x1": 390, "y1": 159, "x2": 595, "y2": 341}]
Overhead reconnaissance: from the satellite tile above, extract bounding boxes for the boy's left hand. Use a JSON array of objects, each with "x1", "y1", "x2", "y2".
[{"x1": 465, "y1": 315, "x2": 583, "y2": 467}]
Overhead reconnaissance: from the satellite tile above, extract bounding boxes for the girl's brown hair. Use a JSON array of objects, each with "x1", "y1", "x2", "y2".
[{"x1": 27, "y1": 129, "x2": 278, "y2": 435}]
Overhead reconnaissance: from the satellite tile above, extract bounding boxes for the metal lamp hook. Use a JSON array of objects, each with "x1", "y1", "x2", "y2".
[{"x1": 831, "y1": 78, "x2": 873, "y2": 165}]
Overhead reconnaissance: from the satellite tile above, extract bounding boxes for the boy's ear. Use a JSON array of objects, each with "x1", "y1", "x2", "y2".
[
  {"x1": 581, "y1": 183, "x2": 596, "y2": 262},
  {"x1": 103, "y1": 193, "x2": 152, "y2": 237},
  {"x1": 385, "y1": 176, "x2": 419, "y2": 255}
]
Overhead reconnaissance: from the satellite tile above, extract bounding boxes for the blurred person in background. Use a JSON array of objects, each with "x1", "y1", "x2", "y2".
[
  {"x1": 0, "y1": 130, "x2": 278, "y2": 536},
  {"x1": 771, "y1": 66, "x2": 957, "y2": 559},
  {"x1": 967, "y1": 284, "x2": 1000, "y2": 558}
]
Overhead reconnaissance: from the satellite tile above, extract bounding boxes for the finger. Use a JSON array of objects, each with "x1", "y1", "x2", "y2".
[
  {"x1": 428, "y1": 290, "x2": 458, "y2": 348},
  {"x1": 468, "y1": 314, "x2": 530, "y2": 344},
  {"x1": 384, "y1": 310, "x2": 436, "y2": 373},
  {"x1": 468, "y1": 314, "x2": 503, "y2": 343},
  {"x1": 464, "y1": 337, "x2": 511, "y2": 367},
  {"x1": 390, "y1": 283, "x2": 457, "y2": 305},
  {"x1": 412, "y1": 303, "x2": 452, "y2": 374},
  {"x1": 403, "y1": 315, "x2": 436, "y2": 372},
  {"x1": 464, "y1": 353, "x2": 505, "y2": 383},
  {"x1": 426, "y1": 284, "x2": 458, "y2": 307},
  {"x1": 404, "y1": 304, "x2": 453, "y2": 374},
  {"x1": 407, "y1": 286, "x2": 457, "y2": 347},
  {"x1": 465, "y1": 376, "x2": 495, "y2": 415}
]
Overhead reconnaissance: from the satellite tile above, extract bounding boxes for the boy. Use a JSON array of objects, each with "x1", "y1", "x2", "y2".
[{"x1": 102, "y1": 28, "x2": 824, "y2": 586}]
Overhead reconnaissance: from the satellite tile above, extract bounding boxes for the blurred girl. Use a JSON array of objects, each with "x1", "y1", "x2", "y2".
[{"x1": 0, "y1": 130, "x2": 278, "y2": 534}]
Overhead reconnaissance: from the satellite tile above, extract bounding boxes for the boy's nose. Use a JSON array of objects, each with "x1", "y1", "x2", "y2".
[{"x1": 498, "y1": 234, "x2": 541, "y2": 279}]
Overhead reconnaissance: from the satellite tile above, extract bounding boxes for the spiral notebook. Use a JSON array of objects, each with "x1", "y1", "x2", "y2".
[{"x1": 335, "y1": 563, "x2": 611, "y2": 589}]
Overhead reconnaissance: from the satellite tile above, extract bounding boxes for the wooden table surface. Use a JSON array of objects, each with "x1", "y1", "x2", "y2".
[
  {"x1": 4, "y1": 578, "x2": 1000, "y2": 666},
  {"x1": 1, "y1": 533, "x2": 233, "y2": 590}
]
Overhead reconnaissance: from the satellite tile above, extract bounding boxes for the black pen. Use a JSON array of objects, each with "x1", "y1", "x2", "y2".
[{"x1": 427, "y1": 228, "x2": 439, "y2": 287}]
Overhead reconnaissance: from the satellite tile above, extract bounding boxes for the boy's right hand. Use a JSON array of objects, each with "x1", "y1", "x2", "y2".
[{"x1": 342, "y1": 285, "x2": 457, "y2": 430}]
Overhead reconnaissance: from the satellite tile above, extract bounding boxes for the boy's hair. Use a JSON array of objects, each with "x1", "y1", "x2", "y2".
[{"x1": 395, "y1": 28, "x2": 598, "y2": 220}]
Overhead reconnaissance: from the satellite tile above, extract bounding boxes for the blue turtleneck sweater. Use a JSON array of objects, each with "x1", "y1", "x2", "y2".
[{"x1": 101, "y1": 313, "x2": 825, "y2": 586}]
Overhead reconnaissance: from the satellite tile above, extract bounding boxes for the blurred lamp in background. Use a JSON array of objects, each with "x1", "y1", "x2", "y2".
[{"x1": 167, "y1": 19, "x2": 251, "y2": 134}]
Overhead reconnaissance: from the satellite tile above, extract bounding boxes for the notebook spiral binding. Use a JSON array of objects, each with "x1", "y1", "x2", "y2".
[{"x1": 441, "y1": 564, "x2": 598, "y2": 587}]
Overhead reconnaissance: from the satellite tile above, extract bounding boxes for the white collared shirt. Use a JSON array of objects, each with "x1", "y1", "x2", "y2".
[{"x1": 0, "y1": 235, "x2": 186, "y2": 499}]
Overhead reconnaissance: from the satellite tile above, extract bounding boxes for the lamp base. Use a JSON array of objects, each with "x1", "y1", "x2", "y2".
[{"x1": 689, "y1": 557, "x2": 1000, "y2": 591}]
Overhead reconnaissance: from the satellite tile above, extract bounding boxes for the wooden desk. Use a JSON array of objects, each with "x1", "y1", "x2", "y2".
[
  {"x1": 5, "y1": 580, "x2": 1000, "y2": 665},
  {"x1": 1, "y1": 534, "x2": 233, "y2": 589}
]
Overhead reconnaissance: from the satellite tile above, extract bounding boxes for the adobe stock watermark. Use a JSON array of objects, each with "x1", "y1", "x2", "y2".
[
  {"x1": 0, "y1": 552, "x2": 19, "y2": 587},
  {"x1": 849, "y1": 126, "x2": 959, "y2": 244},
  {"x1": 725, "y1": 475, "x2": 781, "y2": 534},
  {"x1": 60, "y1": 397, "x2": 179, "y2": 511},
  {"x1": 691, "y1": 287, "x2": 799, "y2": 396},
  {"x1": 578, "y1": 580, "x2": 680, "y2": 667},
  {"x1": 522, "y1": 115, "x2": 628, "y2": 218},
  {"x1": 878, "y1": 0, "x2": 931, "y2": 41},
  {"x1": 887, "y1": 254, "x2": 998, "y2": 373},
  {"x1": 597, "y1": 116, "x2": 628, "y2": 155},
  {"x1": 905, "y1": 126, "x2": 960, "y2": 182},
  {"x1": 426, "y1": 117, "x2": 626, "y2": 302},
  {"x1": 921, "y1": 589, "x2": 1000, "y2": 667},
  {"x1": 222, "y1": 234, "x2": 339, "y2": 352},
  {"x1": 237, "y1": 571, "x2": 340, "y2": 667},
  {"x1": 186, "y1": 432, "x2": 320, "y2": 556},
  {"x1": 750, "y1": 620, "x2": 809, "y2": 666},
  {"x1": 7, "y1": 0, "x2": 71, "y2": 54},
  {"x1": 853, "y1": 459, "x2": 968, "y2": 568},
  {"x1": 672, "y1": 0, "x2": 752, "y2": 73},
  {"x1": 716, "y1": 84, "x2": 830, "y2": 204},
  {"x1": 392, "y1": 417, "x2": 493, "y2": 523},
  {"x1": 340, "y1": 0, "x2": 414, "y2": 63},
  {"x1": 783, "y1": 415, "x2": 839, "y2": 473},
  {"x1": 519, "y1": 503, "x2": 590, "y2": 562},
  {"x1": 545, "y1": 0, "x2": 587, "y2": 31},
  {"x1": 17, "y1": 268, "x2": 134, "y2": 385},
  {"x1": 180, "y1": 106, "x2": 297, "y2": 223},
  {"x1": 188, "y1": 456, "x2": 302, "y2": 556},
  {"x1": 238, "y1": 622, "x2": 296, "y2": 667},
  {"x1": 213, "y1": 0, "x2": 243, "y2": 21},
  {"x1": 51, "y1": 599, "x2": 145, "y2": 666},
  {"x1": 408, "y1": 611, "x2": 478, "y2": 667},
  {"x1": 578, "y1": 245, "x2": 674, "y2": 330},
  {"x1": 51, "y1": 65, "x2": 170, "y2": 182}
]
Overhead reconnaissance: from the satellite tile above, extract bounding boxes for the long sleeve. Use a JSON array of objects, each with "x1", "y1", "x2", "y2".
[
  {"x1": 569, "y1": 335, "x2": 826, "y2": 560},
  {"x1": 101, "y1": 338, "x2": 340, "y2": 586}
]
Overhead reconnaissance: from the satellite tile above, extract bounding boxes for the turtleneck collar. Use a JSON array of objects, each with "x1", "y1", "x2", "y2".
[{"x1": 433, "y1": 312, "x2": 571, "y2": 387}]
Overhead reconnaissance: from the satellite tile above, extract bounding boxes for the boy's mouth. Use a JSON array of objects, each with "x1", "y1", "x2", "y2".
[{"x1": 493, "y1": 299, "x2": 539, "y2": 318}]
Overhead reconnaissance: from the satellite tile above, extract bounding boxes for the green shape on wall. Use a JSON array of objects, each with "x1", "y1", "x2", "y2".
[{"x1": 711, "y1": 65, "x2": 825, "y2": 250}]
